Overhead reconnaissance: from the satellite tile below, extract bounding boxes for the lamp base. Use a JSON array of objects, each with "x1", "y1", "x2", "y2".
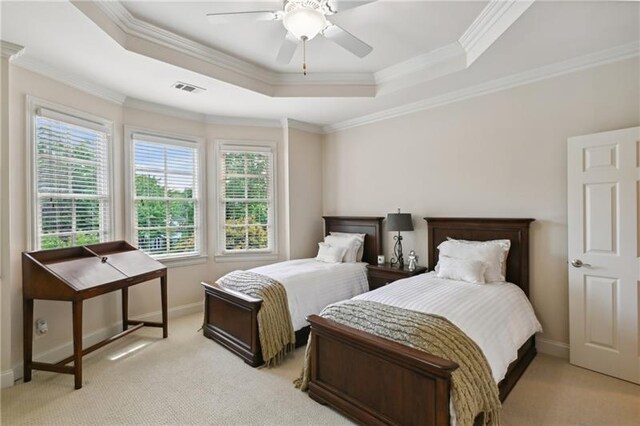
[{"x1": 390, "y1": 233, "x2": 404, "y2": 269}]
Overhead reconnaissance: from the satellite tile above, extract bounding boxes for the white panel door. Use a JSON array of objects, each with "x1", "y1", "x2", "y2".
[{"x1": 568, "y1": 127, "x2": 639, "y2": 384}]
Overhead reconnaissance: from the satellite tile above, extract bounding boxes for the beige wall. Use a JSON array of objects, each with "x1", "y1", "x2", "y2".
[
  {"x1": 1, "y1": 65, "x2": 314, "y2": 382},
  {"x1": 322, "y1": 58, "x2": 640, "y2": 346},
  {"x1": 287, "y1": 128, "x2": 323, "y2": 259}
]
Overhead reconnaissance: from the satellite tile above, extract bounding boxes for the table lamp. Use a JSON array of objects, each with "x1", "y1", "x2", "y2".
[{"x1": 386, "y1": 208, "x2": 413, "y2": 268}]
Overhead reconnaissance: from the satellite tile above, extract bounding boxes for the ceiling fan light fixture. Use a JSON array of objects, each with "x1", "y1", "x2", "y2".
[{"x1": 283, "y1": 6, "x2": 327, "y2": 40}]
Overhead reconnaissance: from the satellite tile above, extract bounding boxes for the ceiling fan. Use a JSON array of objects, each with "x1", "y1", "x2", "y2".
[{"x1": 206, "y1": 0, "x2": 376, "y2": 75}]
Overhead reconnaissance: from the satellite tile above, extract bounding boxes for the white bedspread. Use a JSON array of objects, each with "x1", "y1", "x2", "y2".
[
  {"x1": 251, "y1": 259, "x2": 369, "y2": 331},
  {"x1": 353, "y1": 272, "x2": 542, "y2": 383}
]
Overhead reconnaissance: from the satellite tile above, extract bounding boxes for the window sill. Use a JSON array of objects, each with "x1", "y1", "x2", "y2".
[
  {"x1": 157, "y1": 254, "x2": 209, "y2": 268},
  {"x1": 213, "y1": 253, "x2": 279, "y2": 263}
]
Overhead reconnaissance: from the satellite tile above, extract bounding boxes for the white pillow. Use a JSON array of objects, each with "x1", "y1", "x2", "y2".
[
  {"x1": 446, "y1": 238, "x2": 511, "y2": 278},
  {"x1": 324, "y1": 235, "x2": 361, "y2": 263},
  {"x1": 330, "y1": 232, "x2": 366, "y2": 262},
  {"x1": 435, "y1": 256, "x2": 487, "y2": 284},
  {"x1": 437, "y1": 239, "x2": 508, "y2": 282},
  {"x1": 316, "y1": 243, "x2": 346, "y2": 263}
]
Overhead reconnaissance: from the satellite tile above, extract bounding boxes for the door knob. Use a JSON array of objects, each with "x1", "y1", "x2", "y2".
[{"x1": 571, "y1": 259, "x2": 591, "y2": 268}]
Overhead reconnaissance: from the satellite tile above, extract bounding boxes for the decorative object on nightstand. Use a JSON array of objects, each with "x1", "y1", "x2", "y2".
[
  {"x1": 377, "y1": 255, "x2": 385, "y2": 265},
  {"x1": 386, "y1": 208, "x2": 414, "y2": 269},
  {"x1": 366, "y1": 263, "x2": 427, "y2": 291},
  {"x1": 407, "y1": 250, "x2": 417, "y2": 271}
]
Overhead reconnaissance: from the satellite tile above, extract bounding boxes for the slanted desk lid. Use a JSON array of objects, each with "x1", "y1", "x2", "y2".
[
  {"x1": 46, "y1": 257, "x2": 128, "y2": 291},
  {"x1": 84, "y1": 240, "x2": 165, "y2": 277},
  {"x1": 103, "y1": 251, "x2": 165, "y2": 277}
]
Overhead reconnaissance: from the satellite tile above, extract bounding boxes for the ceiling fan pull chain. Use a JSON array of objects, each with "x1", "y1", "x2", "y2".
[{"x1": 303, "y1": 37, "x2": 307, "y2": 76}]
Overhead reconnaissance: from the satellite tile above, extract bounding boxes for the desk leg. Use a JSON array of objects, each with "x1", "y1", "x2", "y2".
[
  {"x1": 72, "y1": 300, "x2": 83, "y2": 390},
  {"x1": 161, "y1": 275, "x2": 168, "y2": 338},
  {"x1": 23, "y1": 298, "x2": 33, "y2": 383},
  {"x1": 122, "y1": 288, "x2": 129, "y2": 331}
]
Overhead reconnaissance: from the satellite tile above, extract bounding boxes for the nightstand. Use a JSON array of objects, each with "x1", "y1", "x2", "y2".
[{"x1": 366, "y1": 264, "x2": 428, "y2": 291}]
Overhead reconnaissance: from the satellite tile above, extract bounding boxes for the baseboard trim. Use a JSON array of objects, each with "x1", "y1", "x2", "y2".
[
  {"x1": 536, "y1": 336, "x2": 569, "y2": 360},
  {"x1": 9, "y1": 301, "x2": 204, "y2": 386},
  {"x1": 1, "y1": 368, "x2": 15, "y2": 389}
]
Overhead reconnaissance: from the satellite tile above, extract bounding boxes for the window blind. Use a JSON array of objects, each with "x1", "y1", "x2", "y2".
[
  {"x1": 219, "y1": 144, "x2": 274, "y2": 253},
  {"x1": 34, "y1": 109, "x2": 111, "y2": 250},
  {"x1": 132, "y1": 134, "x2": 201, "y2": 258}
]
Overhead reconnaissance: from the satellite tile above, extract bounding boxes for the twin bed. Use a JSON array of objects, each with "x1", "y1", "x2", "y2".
[
  {"x1": 202, "y1": 216, "x2": 540, "y2": 425},
  {"x1": 202, "y1": 216, "x2": 383, "y2": 366}
]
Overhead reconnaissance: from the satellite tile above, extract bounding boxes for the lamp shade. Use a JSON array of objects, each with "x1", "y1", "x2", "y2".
[{"x1": 386, "y1": 213, "x2": 413, "y2": 232}]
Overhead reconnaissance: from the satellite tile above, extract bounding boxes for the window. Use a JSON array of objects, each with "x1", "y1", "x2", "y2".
[
  {"x1": 30, "y1": 104, "x2": 112, "y2": 250},
  {"x1": 129, "y1": 131, "x2": 203, "y2": 259},
  {"x1": 217, "y1": 142, "x2": 275, "y2": 255}
]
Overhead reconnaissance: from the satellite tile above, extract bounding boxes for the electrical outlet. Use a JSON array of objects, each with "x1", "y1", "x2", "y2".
[{"x1": 35, "y1": 318, "x2": 48, "y2": 335}]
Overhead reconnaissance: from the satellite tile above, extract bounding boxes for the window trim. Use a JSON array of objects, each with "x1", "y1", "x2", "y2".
[
  {"x1": 26, "y1": 96, "x2": 115, "y2": 251},
  {"x1": 213, "y1": 139, "x2": 278, "y2": 260},
  {"x1": 124, "y1": 125, "x2": 207, "y2": 266}
]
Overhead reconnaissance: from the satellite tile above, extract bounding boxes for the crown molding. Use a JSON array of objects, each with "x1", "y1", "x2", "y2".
[
  {"x1": 123, "y1": 97, "x2": 283, "y2": 129},
  {"x1": 323, "y1": 41, "x2": 640, "y2": 133},
  {"x1": 123, "y1": 97, "x2": 206, "y2": 122},
  {"x1": 287, "y1": 119, "x2": 324, "y2": 134},
  {"x1": 373, "y1": 0, "x2": 533, "y2": 94},
  {"x1": 1, "y1": 40, "x2": 25, "y2": 59},
  {"x1": 205, "y1": 115, "x2": 282, "y2": 129},
  {"x1": 12, "y1": 55, "x2": 126, "y2": 104},
  {"x1": 93, "y1": 1, "x2": 274, "y2": 86},
  {"x1": 124, "y1": 99, "x2": 322, "y2": 133},
  {"x1": 460, "y1": 0, "x2": 534, "y2": 65}
]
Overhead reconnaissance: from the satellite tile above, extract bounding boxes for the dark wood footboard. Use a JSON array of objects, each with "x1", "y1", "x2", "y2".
[
  {"x1": 203, "y1": 282, "x2": 263, "y2": 366},
  {"x1": 307, "y1": 314, "x2": 458, "y2": 426},
  {"x1": 202, "y1": 282, "x2": 313, "y2": 367},
  {"x1": 306, "y1": 315, "x2": 536, "y2": 426}
]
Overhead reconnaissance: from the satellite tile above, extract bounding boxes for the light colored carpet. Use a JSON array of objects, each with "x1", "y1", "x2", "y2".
[{"x1": 1, "y1": 312, "x2": 638, "y2": 425}]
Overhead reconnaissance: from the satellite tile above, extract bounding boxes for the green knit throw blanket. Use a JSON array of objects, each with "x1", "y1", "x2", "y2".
[
  {"x1": 295, "y1": 300, "x2": 501, "y2": 426},
  {"x1": 217, "y1": 270, "x2": 295, "y2": 367}
]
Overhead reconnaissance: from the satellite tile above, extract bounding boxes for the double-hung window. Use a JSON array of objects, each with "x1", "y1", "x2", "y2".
[
  {"x1": 30, "y1": 104, "x2": 112, "y2": 250},
  {"x1": 217, "y1": 142, "x2": 275, "y2": 255},
  {"x1": 129, "y1": 131, "x2": 203, "y2": 260}
]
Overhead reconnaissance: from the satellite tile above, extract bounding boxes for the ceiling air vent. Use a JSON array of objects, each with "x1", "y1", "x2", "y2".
[{"x1": 171, "y1": 81, "x2": 206, "y2": 94}]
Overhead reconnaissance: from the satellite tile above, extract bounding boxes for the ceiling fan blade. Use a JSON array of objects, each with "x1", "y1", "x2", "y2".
[
  {"x1": 206, "y1": 11, "x2": 280, "y2": 25},
  {"x1": 276, "y1": 32, "x2": 298, "y2": 64},
  {"x1": 322, "y1": 23, "x2": 373, "y2": 58},
  {"x1": 326, "y1": 1, "x2": 377, "y2": 13}
]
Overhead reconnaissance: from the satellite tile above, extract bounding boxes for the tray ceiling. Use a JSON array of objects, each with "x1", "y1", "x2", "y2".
[{"x1": 1, "y1": 1, "x2": 639, "y2": 129}]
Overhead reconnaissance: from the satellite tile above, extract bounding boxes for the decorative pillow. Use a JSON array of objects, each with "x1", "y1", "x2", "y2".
[
  {"x1": 324, "y1": 235, "x2": 361, "y2": 263},
  {"x1": 435, "y1": 256, "x2": 487, "y2": 284},
  {"x1": 316, "y1": 243, "x2": 346, "y2": 263},
  {"x1": 446, "y1": 238, "x2": 511, "y2": 278},
  {"x1": 437, "y1": 239, "x2": 508, "y2": 282},
  {"x1": 330, "y1": 232, "x2": 366, "y2": 262}
]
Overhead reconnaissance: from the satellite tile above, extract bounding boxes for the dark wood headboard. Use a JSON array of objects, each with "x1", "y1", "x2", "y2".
[
  {"x1": 323, "y1": 216, "x2": 384, "y2": 265},
  {"x1": 424, "y1": 218, "x2": 534, "y2": 296}
]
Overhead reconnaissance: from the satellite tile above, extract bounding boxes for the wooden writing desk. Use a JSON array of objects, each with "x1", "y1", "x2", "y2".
[{"x1": 22, "y1": 241, "x2": 167, "y2": 389}]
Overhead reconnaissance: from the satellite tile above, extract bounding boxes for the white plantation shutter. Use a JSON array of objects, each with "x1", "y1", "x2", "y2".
[
  {"x1": 34, "y1": 108, "x2": 111, "y2": 250},
  {"x1": 218, "y1": 143, "x2": 274, "y2": 253},
  {"x1": 132, "y1": 133, "x2": 201, "y2": 258}
]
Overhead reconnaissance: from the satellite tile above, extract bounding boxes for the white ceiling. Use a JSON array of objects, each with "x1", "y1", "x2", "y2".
[
  {"x1": 1, "y1": 1, "x2": 639, "y2": 128},
  {"x1": 120, "y1": 1, "x2": 488, "y2": 73}
]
